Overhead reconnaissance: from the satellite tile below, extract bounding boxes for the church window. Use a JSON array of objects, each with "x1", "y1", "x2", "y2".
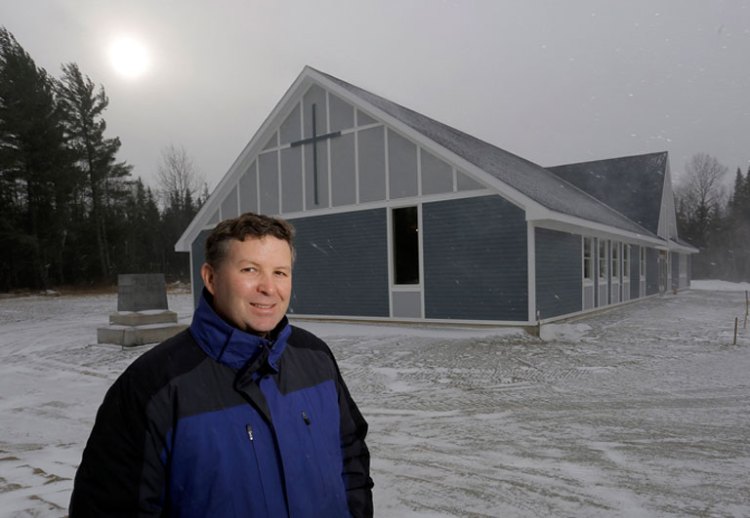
[
  {"x1": 393, "y1": 206, "x2": 420, "y2": 285},
  {"x1": 623, "y1": 244, "x2": 630, "y2": 277},
  {"x1": 611, "y1": 242, "x2": 620, "y2": 279},
  {"x1": 583, "y1": 237, "x2": 593, "y2": 280}
]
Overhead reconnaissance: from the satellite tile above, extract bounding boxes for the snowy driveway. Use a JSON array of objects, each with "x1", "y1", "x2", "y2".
[{"x1": 1, "y1": 284, "x2": 748, "y2": 517}]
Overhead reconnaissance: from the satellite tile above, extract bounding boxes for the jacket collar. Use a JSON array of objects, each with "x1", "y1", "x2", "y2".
[{"x1": 189, "y1": 289, "x2": 291, "y2": 371}]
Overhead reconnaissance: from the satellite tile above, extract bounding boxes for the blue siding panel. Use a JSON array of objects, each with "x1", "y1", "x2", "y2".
[
  {"x1": 535, "y1": 228, "x2": 582, "y2": 319},
  {"x1": 289, "y1": 209, "x2": 389, "y2": 316},
  {"x1": 423, "y1": 196, "x2": 528, "y2": 321}
]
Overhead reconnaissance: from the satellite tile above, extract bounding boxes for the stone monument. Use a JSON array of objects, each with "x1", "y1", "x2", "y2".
[{"x1": 97, "y1": 273, "x2": 188, "y2": 346}]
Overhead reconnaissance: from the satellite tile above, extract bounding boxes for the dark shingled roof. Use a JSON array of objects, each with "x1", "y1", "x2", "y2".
[
  {"x1": 314, "y1": 68, "x2": 654, "y2": 237},
  {"x1": 546, "y1": 152, "x2": 667, "y2": 235}
]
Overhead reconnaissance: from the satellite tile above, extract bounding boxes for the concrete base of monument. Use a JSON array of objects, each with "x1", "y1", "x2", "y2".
[
  {"x1": 97, "y1": 310, "x2": 188, "y2": 346},
  {"x1": 109, "y1": 309, "x2": 180, "y2": 326}
]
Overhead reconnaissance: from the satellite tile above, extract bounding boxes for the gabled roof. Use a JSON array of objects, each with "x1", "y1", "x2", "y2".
[
  {"x1": 177, "y1": 67, "x2": 664, "y2": 251},
  {"x1": 546, "y1": 152, "x2": 668, "y2": 235},
  {"x1": 313, "y1": 69, "x2": 656, "y2": 237}
]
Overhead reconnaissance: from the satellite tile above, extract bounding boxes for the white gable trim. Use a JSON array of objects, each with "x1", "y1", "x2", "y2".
[{"x1": 177, "y1": 67, "x2": 665, "y2": 251}]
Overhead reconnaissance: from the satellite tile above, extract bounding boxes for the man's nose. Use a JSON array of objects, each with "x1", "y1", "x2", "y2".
[{"x1": 256, "y1": 272, "x2": 275, "y2": 294}]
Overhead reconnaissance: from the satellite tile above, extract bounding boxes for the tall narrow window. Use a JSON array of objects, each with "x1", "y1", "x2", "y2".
[
  {"x1": 583, "y1": 237, "x2": 593, "y2": 280},
  {"x1": 623, "y1": 245, "x2": 630, "y2": 277},
  {"x1": 598, "y1": 240, "x2": 607, "y2": 279},
  {"x1": 611, "y1": 242, "x2": 620, "y2": 279},
  {"x1": 640, "y1": 247, "x2": 646, "y2": 279},
  {"x1": 393, "y1": 206, "x2": 420, "y2": 285}
]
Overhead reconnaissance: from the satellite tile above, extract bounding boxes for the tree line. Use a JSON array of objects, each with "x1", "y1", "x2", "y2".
[
  {"x1": 3, "y1": 25, "x2": 747, "y2": 291},
  {"x1": 0, "y1": 27, "x2": 206, "y2": 292},
  {"x1": 676, "y1": 153, "x2": 750, "y2": 282}
]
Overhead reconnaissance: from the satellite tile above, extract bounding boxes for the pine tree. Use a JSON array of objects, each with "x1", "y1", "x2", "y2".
[
  {"x1": 730, "y1": 167, "x2": 744, "y2": 212},
  {"x1": 118, "y1": 178, "x2": 161, "y2": 273},
  {"x1": 57, "y1": 62, "x2": 132, "y2": 279},
  {"x1": 0, "y1": 27, "x2": 74, "y2": 289}
]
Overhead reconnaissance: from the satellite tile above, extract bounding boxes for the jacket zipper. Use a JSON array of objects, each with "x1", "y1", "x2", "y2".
[{"x1": 246, "y1": 424, "x2": 272, "y2": 515}]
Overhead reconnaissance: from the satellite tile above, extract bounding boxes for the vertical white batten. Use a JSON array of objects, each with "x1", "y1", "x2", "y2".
[
  {"x1": 384, "y1": 128, "x2": 390, "y2": 200},
  {"x1": 354, "y1": 114, "x2": 360, "y2": 205},
  {"x1": 527, "y1": 221, "x2": 536, "y2": 322},
  {"x1": 418, "y1": 203, "x2": 425, "y2": 318},
  {"x1": 386, "y1": 208, "x2": 393, "y2": 317},
  {"x1": 276, "y1": 148, "x2": 282, "y2": 215},
  {"x1": 325, "y1": 90, "x2": 332, "y2": 208},
  {"x1": 254, "y1": 160, "x2": 261, "y2": 215}
]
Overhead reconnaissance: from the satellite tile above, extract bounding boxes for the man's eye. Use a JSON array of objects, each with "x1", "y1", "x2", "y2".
[{"x1": 241, "y1": 267, "x2": 257, "y2": 273}]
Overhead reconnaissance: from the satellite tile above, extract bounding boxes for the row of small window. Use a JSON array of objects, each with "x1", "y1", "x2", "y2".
[{"x1": 583, "y1": 237, "x2": 646, "y2": 281}]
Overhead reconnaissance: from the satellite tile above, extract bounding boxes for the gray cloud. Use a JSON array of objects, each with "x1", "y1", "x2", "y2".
[{"x1": 2, "y1": 0, "x2": 748, "y2": 189}]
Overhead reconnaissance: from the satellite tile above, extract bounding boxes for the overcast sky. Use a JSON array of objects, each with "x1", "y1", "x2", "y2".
[{"x1": 2, "y1": 0, "x2": 749, "y2": 191}]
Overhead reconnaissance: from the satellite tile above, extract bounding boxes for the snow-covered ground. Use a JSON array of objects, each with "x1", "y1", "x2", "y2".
[{"x1": 1, "y1": 281, "x2": 749, "y2": 517}]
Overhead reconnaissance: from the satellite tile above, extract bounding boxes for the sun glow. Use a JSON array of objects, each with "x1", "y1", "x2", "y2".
[{"x1": 108, "y1": 35, "x2": 151, "y2": 80}]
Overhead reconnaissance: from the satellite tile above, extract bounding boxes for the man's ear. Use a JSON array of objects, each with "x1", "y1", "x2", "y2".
[{"x1": 200, "y1": 263, "x2": 216, "y2": 296}]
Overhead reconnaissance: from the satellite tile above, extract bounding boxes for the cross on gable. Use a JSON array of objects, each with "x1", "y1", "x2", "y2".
[{"x1": 290, "y1": 103, "x2": 341, "y2": 205}]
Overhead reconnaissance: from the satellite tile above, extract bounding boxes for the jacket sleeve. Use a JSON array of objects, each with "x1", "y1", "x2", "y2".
[
  {"x1": 69, "y1": 368, "x2": 168, "y2": 517},
  {"x1": 336, "y1": 368, "x2": 374, "y2": 518}
]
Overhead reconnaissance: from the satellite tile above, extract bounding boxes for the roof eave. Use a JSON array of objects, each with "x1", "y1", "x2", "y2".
[{"x1": 528, "y1": 207, "x2": 665, "y2": 246}]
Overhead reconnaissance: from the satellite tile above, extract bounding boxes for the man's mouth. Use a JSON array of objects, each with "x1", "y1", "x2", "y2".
[{"x1": 251, "y1": 303, "x2": 274, "y2": 309}]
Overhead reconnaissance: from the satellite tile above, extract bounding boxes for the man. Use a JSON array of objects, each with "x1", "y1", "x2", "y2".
[{"x1": 70, "y1": 212, "x2": 373, "y2": 517}]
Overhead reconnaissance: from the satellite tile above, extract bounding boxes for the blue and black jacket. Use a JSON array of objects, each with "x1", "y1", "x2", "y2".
[{"x1": 70, "y1": 291, "x2": 373, "y2": 517}]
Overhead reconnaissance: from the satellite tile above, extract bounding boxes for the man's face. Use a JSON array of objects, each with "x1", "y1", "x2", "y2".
[{"x1": 201, "y1": 236, "x2": 292, "y2": 335}]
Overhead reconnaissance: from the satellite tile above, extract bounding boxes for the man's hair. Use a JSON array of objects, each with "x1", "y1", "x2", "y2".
[{"x1": 204, "y1": 212, "x2": 295, "y2": 268}]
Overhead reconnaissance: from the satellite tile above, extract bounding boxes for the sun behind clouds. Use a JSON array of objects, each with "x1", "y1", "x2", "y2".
[{"x1": 108, "y1": 35, "x2": 151, "y2": 80}]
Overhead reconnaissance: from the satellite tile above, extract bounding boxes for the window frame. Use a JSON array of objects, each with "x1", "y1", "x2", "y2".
[
  {"x1": 623, "y1": 244, "x2": 630, "y2": 279},
  {"x1": 611, "y1": 241, "x2": 620, "y2": 280},
  {"x1": 583, "y1": 236, "x2": 594, "y2": 282},
  {"x1": 640, "y1": 246, "x2": 646, "y2": 280}
]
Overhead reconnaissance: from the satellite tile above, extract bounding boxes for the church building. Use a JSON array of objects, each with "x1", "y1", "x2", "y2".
[{"x1": 176, "y1": 66, "x2": 697, "y2": 326}]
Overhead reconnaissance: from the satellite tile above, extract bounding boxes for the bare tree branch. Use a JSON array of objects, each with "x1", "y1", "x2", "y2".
[
  {"x1": 676, "y1": 153, "x2": 728, "y2": 213},
  {"x1": 156, "y1": 144, "x2": 204, "y2": 209}
]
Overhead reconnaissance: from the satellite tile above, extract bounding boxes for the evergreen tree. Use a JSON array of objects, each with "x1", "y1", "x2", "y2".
[
  {"x1": 729, "y1": 165, "x2": 750, "y2": 280},
  {"x1": 729, "y1": 167, "x2": 745, "y2": 212},
  {"x1": 0, "y1": 27, "x2": 75, "y2": 289},
  {"x1": 118, "y1": 178, "x2": 161, "y2": 273},
  {"x1": 57, "y1": 62, "x2": 132, "y2": 280}
]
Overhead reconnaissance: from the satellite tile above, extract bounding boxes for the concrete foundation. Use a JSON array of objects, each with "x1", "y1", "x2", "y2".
[
  {"x1": 97, "y1": 321, "x2": 188, "y2": 347},
  {"x1": 98, "y1": 310, "x2": 187, "y2": 347}
]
